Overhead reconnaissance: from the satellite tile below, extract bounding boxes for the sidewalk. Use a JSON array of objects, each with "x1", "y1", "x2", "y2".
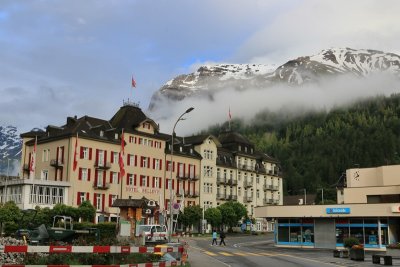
[{"x1": 180, "y1": 238, "x2": 229, "y2": 267}]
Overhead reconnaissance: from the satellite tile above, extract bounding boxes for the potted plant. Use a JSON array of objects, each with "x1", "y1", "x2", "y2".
[
  {"x1": 386, "y1": 242, "x2": 400, "y2": 257},
  {"x1": 344, "y1": 237, "x2": 364, "y2": 261}
]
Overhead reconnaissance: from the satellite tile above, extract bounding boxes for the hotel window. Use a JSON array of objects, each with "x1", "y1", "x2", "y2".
[
  {"x1": 142, "y1": 157, "x2": 148, "y2": 168},
  {"x1": 256, "y1": 189, "x2": 260, "y2": 198},
  {"x1": 128, "y1": 174, "x2": 134, "y2": 185},
  {"x1": 79, "y1": 192, "x2": 86, "y2": 205},
  {"x1": 139, "y1": 138, "x2": 143, "y2": 145},
  {"x1": 41, "y1": 170, "x2": 48, "y2": 181},
  {"x1": 112, "y1": 152, "x2": 118, "y2": 164},
  {"x1": 96, "y1": 194, "x2": 102, "y2": 210},
  {"x1": 154, "y1": 159, "x2": 160, "y2": 170},
  {"x1": 97, "y1": 171, "x2": 104, "y2": 187},
  {"x1": 141, "y1": 175, "x2": 147, "y2": 187},
  {"x1": 154, "y1": 177, "x2": 160, "y2": 188},
  {"x1": 81, "y1": 168, "x2": 88, "y2": 181},
  {"x1": 111, "y1": 172, "x2": 118, "y2": 184},
  {"x1": 42, "y1": 149, "x2": 50, "y2": 162},
  {"x1": 111, "y1": 195, "x2": 117, "y2": 205},
  {"x1": 82, "y1": 147, "x2": 89, "y2": 159},
  {"x1": 238, "y1": 187, "x2": 242, "y2": 196}
]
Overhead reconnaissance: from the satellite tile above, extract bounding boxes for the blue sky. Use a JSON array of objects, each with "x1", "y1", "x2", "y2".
[{"x1": 1, "y1": 0, "x2": 400, "y2": 133}]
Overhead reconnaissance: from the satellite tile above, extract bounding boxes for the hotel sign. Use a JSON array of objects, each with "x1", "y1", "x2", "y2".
[
  {"x1": 326, "y1": 207, "x2": 350, "y2": 214},
  {"x1": 126, "y1": 187, "x2": 160, "y2": 194}
]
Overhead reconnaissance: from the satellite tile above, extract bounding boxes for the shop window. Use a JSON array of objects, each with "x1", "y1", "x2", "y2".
[
  {"x1": 302, "y1": 226, "x2": 314, "y2": 244},
  {"x1": 336, "y1": 227, "x2": 349, "y2": 244},
  {"x1": 364, "y1": 227, "x2": 379, "y2": 246},
  {"x1": 350, "y1": 227, "x2": 364, "y2": 244},
  {"x1": 290, "y1": 226, "x2": 301, "y2": 243},
  {"x1": 278, "y1": 227, "x2": 289, "y2": 242}
]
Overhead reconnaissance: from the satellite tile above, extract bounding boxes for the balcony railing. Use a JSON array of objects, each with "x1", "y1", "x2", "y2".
[
  {"x1": 228, "y1": 195, "x2": 238, "y2": 201},
  {"x1": 228, "y1": 178, "x2": 238, "y2": 186},
  {"x1": 176, "y1": 174, "x2": 189, "y2": 180},
  {"x1": 50, "y1": 159, "x2": 64, "y2": 168},
  {"x1": 216, "y1": 193, "x2": 226, "y2": 200},
  {"x1": 244, "y1": 179, "x2": 253, "y2": 188},
  {"x1": 263, "y1": 198, "x2": 273, "y2": 204},
  {"x1": 188, "y1": 175, "x2": 199, "y2": 181},
  {"x1": 216, "y1": 177, "x2": 227, "y2": 185},
  {"x1": 187, "y1": 191, "x2": 199, "y2": 198},
  {"x1": 94, "y1": 161, "x2": 111, "y2": 169},
  {"x1": 93, "y1": 182, "x2": 110, "y2": 190},
  {"x1": 272, "y1": 199, "x2": 280, "y2": 205},
  {"x1": 238, "y1": 164, "x2": 255, "y2": 172},
  {"x1": 244, "y1": 195, "x2": 253, "y2": 202},
  {"x1": 271, "y1": 185, "x2": 279, "y2": 191}
]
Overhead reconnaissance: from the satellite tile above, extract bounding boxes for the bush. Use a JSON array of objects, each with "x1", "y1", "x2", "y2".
[{"x1": 343, "y1": 237, "x2": 360, "y2": 249}]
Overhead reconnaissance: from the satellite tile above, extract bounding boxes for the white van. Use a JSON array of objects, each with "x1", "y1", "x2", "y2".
[{"x1": 136, "y1": 224, "x2": 168, "y2": 243}]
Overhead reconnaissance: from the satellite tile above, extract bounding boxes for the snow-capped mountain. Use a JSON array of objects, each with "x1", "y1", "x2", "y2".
[
  {"x1": 149, "y1": 48, "x2": 400, "y2": 109},
  {"x1": 0, "y1": 125, "x2": 22, "y2": 175}
]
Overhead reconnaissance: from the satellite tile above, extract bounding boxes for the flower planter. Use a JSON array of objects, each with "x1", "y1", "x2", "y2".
[
  {"x1": 349, "y1": 248, "x2": 364, "y2": 261},
  {"x1": 386, "y1": 248, "x2": 400, "y2": 257}
]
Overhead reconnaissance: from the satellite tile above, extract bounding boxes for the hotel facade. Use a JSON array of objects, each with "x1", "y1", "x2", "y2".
[{"x1": 0, "y1": 103, "x2": 282, "y2": 230}]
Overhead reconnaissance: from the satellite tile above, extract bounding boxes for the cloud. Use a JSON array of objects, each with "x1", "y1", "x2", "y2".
[{"x1": 150, "y1": 73, "x2": 400, "y2": 136}]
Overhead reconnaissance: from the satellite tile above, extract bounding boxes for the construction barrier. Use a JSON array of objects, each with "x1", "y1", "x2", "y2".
[
  {"x1": 0, "y1": 245, "x2": 184, "y2": 254},
  {"x1": 0, "y1": 264, "x2": 180, "y2": 267}
]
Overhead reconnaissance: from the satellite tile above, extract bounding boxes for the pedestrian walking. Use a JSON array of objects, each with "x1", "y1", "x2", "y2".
[
  {"x1": 219, "y1": 230, "x2": 226, "y2": 246},
  {"x1": 211, "y1": 229, "x2": 218, "y2": 245}
]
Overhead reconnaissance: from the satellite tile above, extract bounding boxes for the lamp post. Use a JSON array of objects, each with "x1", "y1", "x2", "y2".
[
  {"x1": 303, "y1": 188, "x2": 307, "y2": 205},
  {"x1": 318, "y1": 188, "x2": 324, "y2": 204},
  {"x1": 168, "y1": 107, "x2": 194, "y2": 242}
]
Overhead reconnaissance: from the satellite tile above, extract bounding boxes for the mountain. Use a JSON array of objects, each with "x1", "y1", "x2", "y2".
[
  {"x1": 149, "y1": 48, "x2": 400, "y2": 109},
  {"x1": 0, "y1": 125, "x2": 22, "y2": 175}
]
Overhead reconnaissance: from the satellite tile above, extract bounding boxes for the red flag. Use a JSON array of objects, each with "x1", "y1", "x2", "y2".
[
  {"x1": 73, "y1": 134, "x2": 78, "y2": 171},
  {"x1": 29, "y1": 136, "x2": 37, "y2": 176},
  {"x1": 131, "y1": 76, "x2": 136, "y2": 88},
  {"x1": 119, "y1": 130, "x2": 125, "y2": 179}
]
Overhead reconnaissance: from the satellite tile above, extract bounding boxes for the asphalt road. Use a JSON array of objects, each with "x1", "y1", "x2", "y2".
[{"x1": 184, "y1": 233, "x2": 400, "y2": 267}]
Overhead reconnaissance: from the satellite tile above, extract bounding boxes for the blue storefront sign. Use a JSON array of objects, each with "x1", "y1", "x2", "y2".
[{"x1": 326, "y1": 207, "x2": 350, "y2": 214}]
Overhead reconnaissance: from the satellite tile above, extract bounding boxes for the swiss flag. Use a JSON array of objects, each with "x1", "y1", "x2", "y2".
[
  {"x1": 119, "y1": 130, "x2": 126, "y2": 180},
  {"x1": 131, "y1": 75, "x2": 136, "y2": 88},
  {"x1": 29, "y1": 136, "x2": 37, "y2": 178}
]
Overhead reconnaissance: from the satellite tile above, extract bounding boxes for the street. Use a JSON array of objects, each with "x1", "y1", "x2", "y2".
[{"x1": 183, "y1": 233, "x2": 400, "y2": 267}]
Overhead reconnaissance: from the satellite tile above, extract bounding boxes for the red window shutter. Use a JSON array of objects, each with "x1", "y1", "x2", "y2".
[
  {"x1": 28, "y1": 152, "x2": 31, "y2": 168},
  {"x1": 140, "y1": 176, "x2": 143, "y2": 186},
  {"x1": 93, "y1": 193, "x2": 97, "y2": 207},
  {"x1": 134, "y1": 155, "x2": 137, "y2": 166},
  {"x1": 160, "y1": 159, "x2": 162, "y2": 170},
  {"x1": 134, "y1": 137, "x2": 137, "y2": 144},
  {"x1": 89, "y1": 148, "x2": 92, "y2": 160},
  {"x1": 80, "y1": 147, "x2": 84, "y2": 159},
  {"x1": 173, "y1": 162, "x2": 175, "y2": 172},
  {"x1": 118, "y1": 172, "x2": 120, "y2": 184},
  {"x1": 177, "y1": 181, "x2": 180, "y2": 194},
  {"x1": 140, "y1": 157, "x2": 143, "y2": 168},
  {"x1": 95, "y1": 149, "x2": 99, "y2": 165},
  {"x1": 60, "y1": 170, "x2": 63, "y2": 181},
  {"x1": 103, "y1": 171, "x2": 106, "y2": 187},
  {"x1": 109, "y1": 194, "x2": 112, "y2": 207},
  {"x1": 94, "y1": 169, "x2": 98, "y2": 186},
  {"x1": 187, "y1": 180, "x2": 190, "y2": 191},
  {"x1": 104, "y1": 151, "x2": 107, "y2": 166},
  {"x1": 61, "y1": 146, "x2": 65, "y2": 163},
  {"x1": 126, "y1": 174, "x2": 129, "y2": 185},
  {"x1": 88, "y1": 168, "x2": 91, "y2": 181},
  {"x1": 172, "y1": 179, "x2": 175, "y2": 190},
  {"x1": 127, "y1": 154, "x2": 130, "y2": 166},
  {"x1": 194, "y1": 165, "x2": 196, "y2": 177},
  {"x1": 148, "y1": 157, "x2": 151, "y2": 169},
  {"x1": 159, "y1": 178, "x2": 162, "y2": 189},
  {"x1": 102, "y1": 194, "x2": 105, "y2": 212},
  {"x1": 111, "y1": 152, "x2": 114, "y2": 163},
  {"x1": 86, "y1": 192, "x2": 90, "y2": 201},
  {"x1": 192, "y1": 182, "x2": 195, "y2": 193},
  {"x1": 183, "y1": 181, "x2": 186, "y2": 193},
  {"x1": 77, "y1": 192, "x2": 81, "y2": 206},
  {"x1": 184, "y1": 163, "x2": 186, "y2": 177},
  {"x1": 134, "y1": 174, "x2": 137, "y2": 186},
  {"x1": 78, "y1": 168, "x2": 82, "y2": 180},
  {"x1": 153, "y1": 158, "x2": 155, "y2": 170},
  {"x1": 109, "y1": 172, "x2": 113, "y2": 183},
  {"x1": 56, "y1": 147, "x2": 59, "y2": 161},
  {"x1": 147, "y1": 176, "x2": 150, "y2": 187}
]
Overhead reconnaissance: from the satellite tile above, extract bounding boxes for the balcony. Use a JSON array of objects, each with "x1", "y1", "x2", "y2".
[
  {"x1": 93, "y1": 182, "x2": 110, "y2": 190},
  {"x1": 263, "y1": 198, "x2": 273, "y2": 205},
  {"x1": 188, "y1": 175, "x2": 199, "y2": 181},
  {"x1": 263, "y1": 184, "x2": 273, "y2": 191},
  {"x1": 50, "y1": 159, "x2": 64, "y2": 168},
  {"x1": 216, "y1": 176, "x2": 227, "y2": 185},
  {"x1": 244, "y1": 179, "x2": 253, "y2": 188},
  {"x1": 187, "y1": 191, "x2": 199, "y2": 198},
  {"x1": 176, "y1": 174, "x2": 189, "y2": 180},
  {"x1": 94, "y1": 161, "x2": 111, "y2": 170},
  {"x1": 272, "y1": 199, "x2": 280, "y2": 205},
  {"x1": 228, "y1": 195, "x2": 238, "y2": 201},
  {"x1": 238, "y1": 164, "x2": 255, "y2": 172},
  {"x1": 228, "y1": 178, "x2": 238, "y2": 186},
  {"x1": 244, "y1": 195, "x2": 253, "y2": 202},
  {"x1": 216, "y1": 193, "x2": 226, "y2": 200},
  {"x1": 271, "y1": 185, "x2": 279, "y2": 191}
]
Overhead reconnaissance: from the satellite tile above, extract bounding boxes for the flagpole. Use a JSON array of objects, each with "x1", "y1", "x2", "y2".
[{"x1": 30, "y1": 136, "x2": 37, "y2": 206}]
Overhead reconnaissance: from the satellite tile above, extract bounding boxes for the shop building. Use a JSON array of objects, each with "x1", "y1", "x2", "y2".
[{"x1": 254, "y1": 165, "x2": 400, "y2": 250}]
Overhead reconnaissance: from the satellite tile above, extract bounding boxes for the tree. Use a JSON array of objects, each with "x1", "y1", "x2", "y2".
[
  {"x1": 217, "y1": 204, "x2": 237, "y2": 229},
  {"x1": 204, "y1": 207, "x2": 222, "y2": 228},
  {"x1": 0, "y1": 201, "x2": 21, "y2": 236},
  {"x1": 178, "y1": 205, "x2": 202, "y2": 230},
  {"x1": 77, "y1": 201, "x2": 96, "y2": 222}
]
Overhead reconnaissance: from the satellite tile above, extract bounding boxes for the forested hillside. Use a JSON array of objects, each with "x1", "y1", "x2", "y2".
[{"x1": 207, "y1": 94, "x2": 400, "y2": 201}]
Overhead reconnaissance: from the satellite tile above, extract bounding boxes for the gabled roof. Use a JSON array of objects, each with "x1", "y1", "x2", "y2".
[
  {"x1": 109, "y1": 105, "x2": 158, "y2": 132},
  {"x1": 218, "y1": 130, "x2": 251, "y2": 145},
  {"x1": 183, "y1": 134, "x2": 221, "y2": 146},
  {"x1": 112, "y1": 197, "x2": 158, "y2": 208}
]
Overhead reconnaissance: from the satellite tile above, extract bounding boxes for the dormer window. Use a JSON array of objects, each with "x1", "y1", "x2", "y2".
[
  {"x1": 251, "y1": 148, "x2": 253, "y2": 154},
  {"x1": 100, "y1": 130, "x2": 104, "y2": 137},
  {"x1": 180, "y1": 146, "x2": 183, "y2": 152},
  {"x1": 190, "y1": 148, "x2": 193, "y2": 154},
  {"x1": 115, "y1": 133, "x2": 118, "y2": 139},
  {"x1": 245, "y1": 147, "x2": 248, "y2": 153},
  {"x1": 238, "y1": 145, "x2": 241, "y2": 151}
]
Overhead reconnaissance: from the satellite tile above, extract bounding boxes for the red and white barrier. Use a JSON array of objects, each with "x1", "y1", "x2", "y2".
[
  {"x1": 0, "y1": 263, "x2": 180, "y2": 267},
  {"x1": 0, "y1": 245, "x2": 184, "y2": 254}
]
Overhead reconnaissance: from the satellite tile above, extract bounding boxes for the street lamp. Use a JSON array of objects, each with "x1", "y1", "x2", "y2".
[
  {"x1": 318, "y1": 188, "x2": 324, "y2": 204},
  {"x1": 168, "y1": 107, "x2": 194, "y2": 242},
  {"x1": 303, "y1": 188, "x2": 307, "y2": 205}
]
